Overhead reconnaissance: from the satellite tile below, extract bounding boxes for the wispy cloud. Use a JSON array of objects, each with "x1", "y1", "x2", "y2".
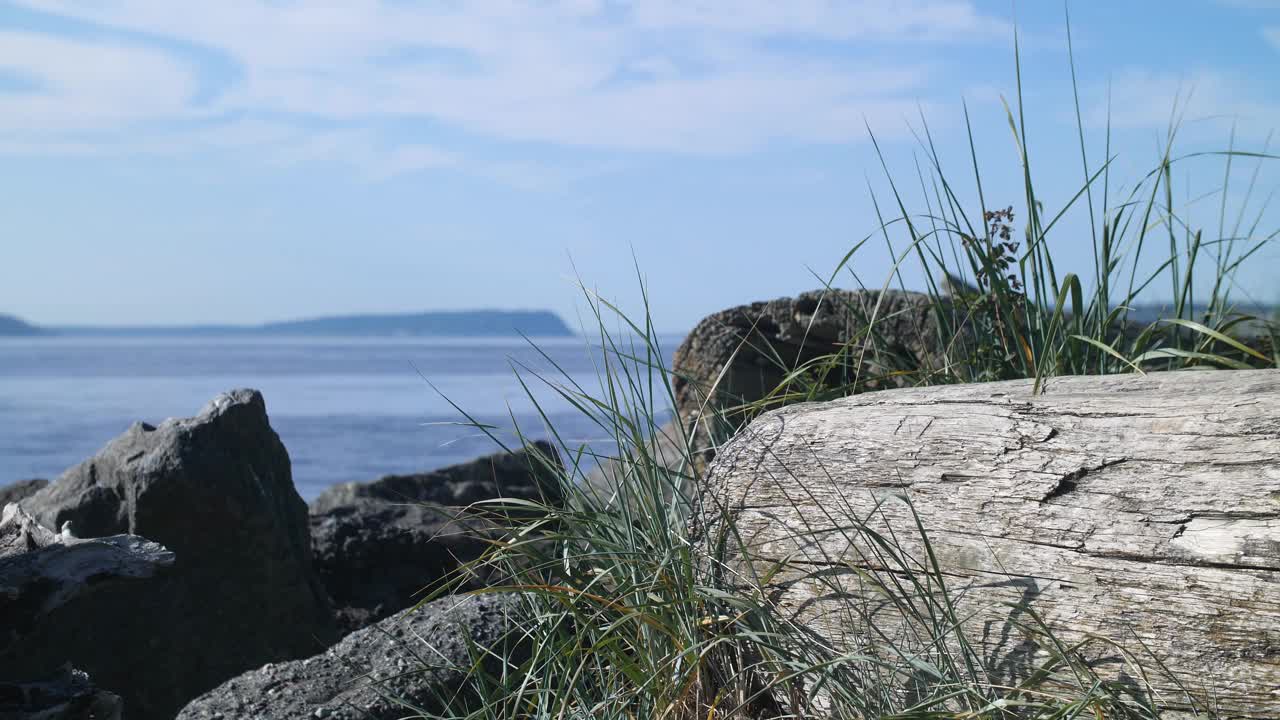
[
  {"x1": 0, "y1": 30, "x2": 199, "y2": 131},
  {"x1": 625, "y1": 0, "x2": 998, "y2": 39},
  {"x1": 1087, "y1": 69, "x2": 1280, "y2": 137},
  {"x1": 0, "y1": 0, "x2": 1008, "y2": 175},
  {"x1": 1216, "y1": 0, "x2": 1280, "y2": 48}
]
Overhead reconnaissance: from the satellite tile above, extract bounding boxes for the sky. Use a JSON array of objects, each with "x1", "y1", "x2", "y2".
[{"x1": 1, "y1": 0, "x2": 1278, "y2": 332}]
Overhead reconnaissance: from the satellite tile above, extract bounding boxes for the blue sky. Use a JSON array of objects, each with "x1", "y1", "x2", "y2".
[{"x1": 1, "y1": 0, "x2": 1278, "y2": 332}]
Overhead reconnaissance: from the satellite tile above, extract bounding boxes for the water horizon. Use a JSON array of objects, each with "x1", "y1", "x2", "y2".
[{"x1": 0, "y1": 334, "x2": 683, "y2": 502}]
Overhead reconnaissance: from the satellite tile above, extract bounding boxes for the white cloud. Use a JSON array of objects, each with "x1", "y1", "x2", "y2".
[
  {"x1": 1265, "y1": 26, "x2": 1280, "y2": 49},
  {"x1": 0, "y1": 30, "x2": 198, "y2": 131},
  {"x1": 625, "y1": 0, "x2": 999, "y2": 40},
  {"x1": 0, "y1": 0, "x2": 1009, "y2": 170},
  {"x1": 1087, "y1": 69, "x2": 1280, "y2": 137},
  {"x1": 345, "y1": 143, "x2": 460, "y2": 182},
  {"x1": 0, "y1": 118, "x2": 459, "y2": 182}
]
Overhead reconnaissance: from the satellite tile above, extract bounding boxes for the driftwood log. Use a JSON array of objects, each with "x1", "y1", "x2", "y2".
[{"x1": 693, "y1": 369, "x2": 1279, "y2": 717}]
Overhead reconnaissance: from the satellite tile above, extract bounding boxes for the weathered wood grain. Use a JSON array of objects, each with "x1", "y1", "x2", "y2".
[{"x1": 692, "y1": 370, "x2": 1280, "y2": 717}]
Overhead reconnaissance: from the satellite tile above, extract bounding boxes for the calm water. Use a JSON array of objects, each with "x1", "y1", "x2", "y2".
[{"x1": 0, "y1": 336, "x2": 681, "y2": 501}]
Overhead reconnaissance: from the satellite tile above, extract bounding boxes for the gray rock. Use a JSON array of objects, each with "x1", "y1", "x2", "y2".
[
  {"x1": 671, "y1": 289, "x2": 955, "y2": 466},
  {"x1": 0, "y1": 504, "x2": 174, "y2": 627},
  {"x1": 310, "y1": 500, "x2": 499, "y2": 634},
  {"x1": 310, "y1": 441, "x2": 564, "y2": 514},
  {"x1": 12, "y1": 389, "x2": 336, "y2": 720},
  {"x1": 0, "y1": 478, "x2": 48, "y2": 507},
  {"x1": 0, "y1": 502, "x2": 59, "y2": 558},
  {"x1": 672, "y1": 289, "x2": 950, "y2": 425},
  {"x1": 308, "y1": 444, "x2": 562, "y2": 635},
  {"x1": 0, "y1": 503, "x2": 175, "y2": 674},
  {"x1": 0, "y1": 665, "x2": 123, "y2": 720},
  {"x1": 177, "y1": 593, "x2": 525, "y2": 720}
]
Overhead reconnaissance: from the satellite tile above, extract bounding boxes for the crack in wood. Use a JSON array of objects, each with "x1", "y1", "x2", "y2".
[
  {"x1": 1185, "y1": 510, "x2": 1280, "y2": 521},
  {"x1": 1039, "y1": 458, "x2": 1129, "y2": 504},
  {"x1": 1085, "y1": 549, "x2": 1280, "y2": 573}
]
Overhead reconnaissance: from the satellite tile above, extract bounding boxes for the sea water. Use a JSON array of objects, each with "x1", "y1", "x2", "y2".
[{"x1": 0, "y1": 335, "x2": 681, "y2": 501}]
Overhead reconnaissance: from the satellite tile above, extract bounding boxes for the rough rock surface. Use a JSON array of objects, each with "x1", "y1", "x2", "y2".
[
  {"x1": 583, "y1": 291, "x2": 956, "y2": 502},
  {"x1": 0, "y1": 501, "x2": 59, "y2": 558},
  {"x1": 694, "y1": 369, "x2": 1280, "y2": 717},
  {"x1": 671, "y1": 289, "x2": 952, "y2": 455},
  {"x1": 0, "y1": 665, "x2": 123, "y2": 720},
  {"x1": 0, "y1": 503, "x2": 175, "y2": 668},
  {"x1": 177, "y1": 593, "x2": 525, "y2": 720},
  {"x1": 311, "y1": 499, "x2": 499, "y2": 633},
  {"x1": 0, "y1": 509, "x2": 163, "y2": 716},
  {"x1": 13, "y1": 389, "x2": 336, "y2": 720},
  {"x1": 0, "y1": 477, "x2": 48, "y2": 507},
  {"x1": 310, "y1": 441, "x2": 564, "y2": 514}
]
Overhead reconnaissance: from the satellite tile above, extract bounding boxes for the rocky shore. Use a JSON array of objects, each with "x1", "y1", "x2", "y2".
[
  {"x1": 3, "y1": 288, "x2": 1276, "y2": 719},
  {"x1": 1, "y1": 390, "x2": 562, "y2": 720}
]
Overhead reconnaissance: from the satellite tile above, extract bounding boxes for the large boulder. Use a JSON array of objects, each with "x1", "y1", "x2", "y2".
[
  {"x1": 310, "y1": 441, "x2": 564, "y2": 514},
  {"x1": 0, "y1": 477, "x2": 48, "y2": 507},
  {"x1": 177, "y1": 593, "x2": 525, "y2": 720},
  {"x1": 0, "y1": 665, "x2": 123, "y2": 720},
  {"x1": 308, "y1": 443, "x2": 562, "y2": 634},
  {"x1": 12, "y1": 389, "x2": 336, "y2": 720},
  {"x1": 671, "y1": 289, "x2": 953, "y2": 463},
  {"x1": 582, "y1": 292, "x2": 949, "y2": 505},
  {"x1": 310, "y1": 500, "x2": 499, "y2": 634}
]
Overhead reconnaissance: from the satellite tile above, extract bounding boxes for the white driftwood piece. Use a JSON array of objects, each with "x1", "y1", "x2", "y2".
[{"x1": 694, "y1": 370, "x2": 1280, "y2": 717}]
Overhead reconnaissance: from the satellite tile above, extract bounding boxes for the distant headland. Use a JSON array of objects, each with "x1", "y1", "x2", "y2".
[
  {"x1": 0, "y1": 310, "x2": 574, "y2": 338},
  {"x1": 0, "y1": 314, "x2": 45, "y2": 336}
]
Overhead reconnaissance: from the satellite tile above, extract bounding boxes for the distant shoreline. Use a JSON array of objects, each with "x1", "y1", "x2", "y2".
[{"x1": 0, "y1": 309, "x2": 575, "y2": 338}]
